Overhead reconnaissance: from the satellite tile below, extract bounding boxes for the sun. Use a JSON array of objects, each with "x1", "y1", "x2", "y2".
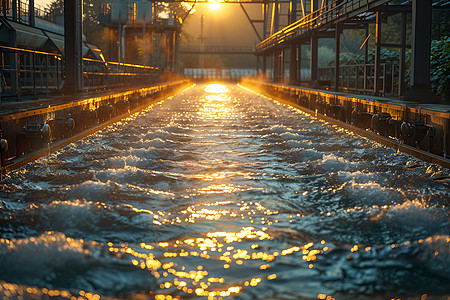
[{"x1": 209, "y1": 1, "x2": 220, "y2": 10}]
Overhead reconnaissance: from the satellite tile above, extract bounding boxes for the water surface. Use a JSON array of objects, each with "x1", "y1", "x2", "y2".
[{"x1": 1, "y1": 84, "x2": 449, "y2": 300}]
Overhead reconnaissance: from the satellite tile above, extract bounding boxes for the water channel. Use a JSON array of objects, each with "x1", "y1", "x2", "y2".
[{"x1": 0, "y1": 84, "x2": 449, "y2": 300}]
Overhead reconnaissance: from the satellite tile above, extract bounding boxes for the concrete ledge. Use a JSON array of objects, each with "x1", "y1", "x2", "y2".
[
  {"x1": 0, "y1": 80, "x2": 193, "y2": 176},
  {"x1": 242, "y1": 79, "x2": 450, "y2": 168}
]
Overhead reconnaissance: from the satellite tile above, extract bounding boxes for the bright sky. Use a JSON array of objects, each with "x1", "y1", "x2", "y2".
[
  {"x1": 36, "y1": 0, "x2": 53, "y2": 8},
  {"x1": 34, "y1": 0, "x2": 261, "y2": 47}
]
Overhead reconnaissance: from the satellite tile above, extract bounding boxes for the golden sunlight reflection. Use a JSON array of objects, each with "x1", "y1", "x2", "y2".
[
  {"x1": 0, "y1": 224, "x2": 337, "y2": 299},
  {"x1": 95, "y1": 199, "x2": 336, "y2": 300},
  {"x1": 209, "y1": 1, "x2": 220, "y2": 10},
  {"x1": 204, "y1": 83, "x2": 228, "y2": 93},
  {"x1": 199, "y1": 94, "x2": 234, "y2": 120}
]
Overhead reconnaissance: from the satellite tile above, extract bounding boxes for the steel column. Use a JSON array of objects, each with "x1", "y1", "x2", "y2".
[
  {"x1": 289, "y1": 0, "x2": 297, "y2": 24},
  {"x1": 29, "y1": 0, "x2": 35, "y2": 26},
  {"x1": 310, "y1": 36, "x2": 318, "y2": 85},
  {"x1": 175, "y1": 31, "x2": 180, "y2": 72},
  {"x1": 262, "y1": 55, "x2": 266, "y2": 79},
  {"x1": 374, "y1": 11, "x2": 381, "y2": 95},
  {"x1": 334, "y1": 24, "x2": 340, "y2": 91},
  {"x1": 311, "y1": 0, "x2": 319, "y2": 12},
  {"x1": 410, "y1": 0, "x2": 432, "y2": 91},
  {"x1": 263, "y1": 2, "x2": 269, "y2": 39},
  {"x1": 290, "y1": 43, "x2": 297, "y2": 84},
  {"x1": 271, "y1": 0, "x2": 279, "y2": 34},
  {"x1": 12, "y1": 0, "x2": 17, "y2": 21},
  {"x1": 297, "y1": 44, "x2": 302, "y2": 81},
  {"x1": 64, "y1": 0, "x2": 83, "y2": 94},
  {"x1": 363, "y1": 26, "x2": 369, "y2": 91},
  {"x1": 399, "y1": 12, "x2": 407, "y2": 97}
]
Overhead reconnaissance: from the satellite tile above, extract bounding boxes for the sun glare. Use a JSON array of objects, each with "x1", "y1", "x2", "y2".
[
  {"x1": 205, "y1": 84, "x2": 228, "y2": 93},
  {"x1": 209, "y1": 1, "x2": 220, "y2": 10}
]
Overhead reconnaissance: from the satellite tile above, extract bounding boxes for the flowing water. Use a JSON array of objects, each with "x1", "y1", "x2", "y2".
[{"x1": 0, "y1": 84, "x2": 449, "y2": 300}]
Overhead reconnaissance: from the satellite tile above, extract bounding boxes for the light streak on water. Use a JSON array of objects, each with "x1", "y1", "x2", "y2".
[{"x1": 0, "y1": 84, "x2": 449, "y2": 300}]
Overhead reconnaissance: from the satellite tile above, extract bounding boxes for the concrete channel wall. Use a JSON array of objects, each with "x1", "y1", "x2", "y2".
[
  {"x1": 0, "y1": 80, "x2": 192, "y2": 175},
  {"x1": 242, "y1": 79, "x2": 450, "y2": 168}
]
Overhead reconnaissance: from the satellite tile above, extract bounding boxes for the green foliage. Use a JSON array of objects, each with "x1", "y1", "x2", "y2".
[
  {"x1": 46, "y1": 0, "x2": 108, "y2": 58},
  {"x1": 430, "y1": 36, "x2": 450, "y2": 102},
  {"x1": 432, "y1": 11, "x2": 450, "y2": 40},
  {"x1": 336, "y1": 48, "x2": 403, "y2": 66},
  {"x1": 332, "y1": 38, "x2": 450, "y2": 102}
]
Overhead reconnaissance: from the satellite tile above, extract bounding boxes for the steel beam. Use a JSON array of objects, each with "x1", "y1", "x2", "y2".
[{"x1": 240, "y1": 3, "x2": 263, "y2": 41}]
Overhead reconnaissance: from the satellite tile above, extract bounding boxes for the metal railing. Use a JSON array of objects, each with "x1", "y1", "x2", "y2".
[
  {"x1": 0, "y1": 45, "x2": 63, "y2": 101},
  {"x1": 0, "y1": 45, "x2": 160, "y2": 101},
  {"x1": 0, "y1": 0, "x2": 55, "y2": 24},
  {"x1": 256, "y1": 0, "x2": 390, "y2": 52},
  {"x1": 83, "y1": 58, "x2": 159, "y2": 92},
  {"x1": 318, "y1": 63, "x2": 400, "y2": 96}
]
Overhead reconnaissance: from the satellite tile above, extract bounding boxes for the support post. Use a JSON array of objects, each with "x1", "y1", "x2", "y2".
[
  {"x1": 263, "y1": 2, "x2": 269, "y2": 39},
  {"x1": 289, "y1": 43, "x2": 297, "y2": 84},
  {"x1": 175, "y1": 30, "x2": 180, "y2": 73},
  {"x1": 399, "y1": 12, "x2": 407, "y2": 97},
  {"x1": 403, "y1": 0, "x2": 440, "y2": 102},
  {"x1": 29, "y1": 0, "x2": 35, "y2": 26},
  {"x1": 310, "y1": 36, "x2": 318, "y2": 86},
  {"x1": 297, "y1": 44, "x2": 302, "y2": 81},
  {"x1": 289, "y1": 0, "x2": 297, "y2": 24},
  {"x1": 374, "y1": 11, "x2": 381, "y2": 95},
  {"x1": 311, "y1": 0, "x2": 318, "y2": 13},
  {"x1": 363, "y1": 26, "x2": 369, "y2": 91},
  {"x1": 12, "y1": 0, "x2": 17, "y2": 21},
  {"x1": 262, "y1": 55, "x2": 266, "y2": 79},
  {"x1": 335, "y1": 24, "x2": 340, "y2": 91},
  {"x1": 272, "y1": 51, "x2": 277, "y2": 81},
  {"x1": 64, "y1": 0, "x2": 83, "y2": 94},
  {"x1": 32, "y1": 52, "x2": 36, "y2": 100},
  {"x1": 271, "y1": 0, "x2": 279, "y2": 34},
  {"x1": 143, "y1": 23, "x2": 146, "y2": 66}
]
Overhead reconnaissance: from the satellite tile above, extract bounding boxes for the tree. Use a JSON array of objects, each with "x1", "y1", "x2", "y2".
[
  {"x1": 45, "y1": 0, "x2": 108, "y2": 56},
  {"x1": 430, "y1": 36, "x2": 450, "y2": 102}
]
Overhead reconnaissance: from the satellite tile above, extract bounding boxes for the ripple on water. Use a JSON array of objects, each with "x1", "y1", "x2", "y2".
[{"x1": 0, "y1": 84, "x2": 449, "y2": 300}]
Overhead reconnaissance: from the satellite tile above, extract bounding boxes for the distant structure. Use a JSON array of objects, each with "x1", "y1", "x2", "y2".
[
  {"x1": 0, "y1": 0, "x2": 104, "y2": 99},
  {"x1": 99, "y1": 0, "x2": 180, "y2": 70},
  {"x1": 255, "y1": 0, "x2": 450, "y2": 102}
]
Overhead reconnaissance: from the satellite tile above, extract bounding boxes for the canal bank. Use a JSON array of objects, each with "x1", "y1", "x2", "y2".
[
  {"x1": 0, "y1": 83, "x2": 448, "y2": 300},
  {"x1": 0, "y1": 80, "x2": 192, "y2": 176},
  {"x1": 241, "y1": 79, "x2": 450, "y2": 168}
]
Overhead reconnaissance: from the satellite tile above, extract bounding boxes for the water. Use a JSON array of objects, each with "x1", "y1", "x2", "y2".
[{"x1": 0, "y1": 84, "x2": 449, "y2": 300}]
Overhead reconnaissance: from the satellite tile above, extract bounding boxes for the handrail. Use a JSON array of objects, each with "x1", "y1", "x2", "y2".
[
  {"x1": 0, "y1": 45, "x2": 62, "y2": 58},
  {"x1": 83, "y1": 58, "x2": 158, "y2": 70},
  {"x1": 0, "y1": 45, "x2": 160, "y2": 100},
  {"x1": 256, "y1": 0, "x2": 390, "y2": 52}
]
